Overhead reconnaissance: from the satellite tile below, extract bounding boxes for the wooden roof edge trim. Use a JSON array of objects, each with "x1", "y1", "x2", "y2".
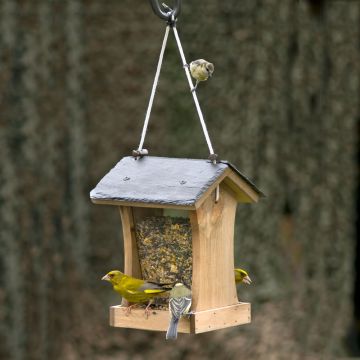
[
  {"x1": 90, "y1": 198, "x2": 196, "y2": 210},
  {"x1": 219, "y1": 180, "x2": 252, "y2": 204},
  {"x1": 194, "y1": 170, "x2": 229, "y2": 209},
  {"x1": 194, "y1": 167, "x2": 262, "y2": 208},
  {"x1": 224, "y1": 172, "x2": 260, "y2": 203},
  {"x1": 220, "y1": 160, "x2": 265, "y2": 197}
]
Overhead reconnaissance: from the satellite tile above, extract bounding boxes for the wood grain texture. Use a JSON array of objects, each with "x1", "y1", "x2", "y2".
[
  {"x1": 119, "y1": 206, "x2": 142, "y2": 307},
  {"x1": 191, "y1": 303, "x2": 251, "y2": 333},
  {"x1": 109, "y1": 306, "x2": 191, "y2": 333},
  {"x1": 223, "y1": 171, "x2": 261, "y2": 203},
  {"x1": 191, "y1": 183, "x2": 239, "y2": 311},
  {"x1": 194, "y1": 170, "x2": 229, "y2": 209},
  {"x1": 109, "y1": 303, "x2": 250, "y2": 333}
]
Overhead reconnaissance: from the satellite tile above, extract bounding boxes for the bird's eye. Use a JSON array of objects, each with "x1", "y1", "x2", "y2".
[{"x1": 109, "y1": 273, "x2": 114, "y2": 278}]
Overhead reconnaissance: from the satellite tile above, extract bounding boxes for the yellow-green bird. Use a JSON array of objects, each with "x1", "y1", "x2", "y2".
[
  {"x1": 234, "y1": 268, "x2": 252, "y2": 285},
  {"x1": 189, "y1": 59, "x2": 214, "y2": 92},
  {"x1": 101, "y1": 270, "x2": 171, "y2": 316}
]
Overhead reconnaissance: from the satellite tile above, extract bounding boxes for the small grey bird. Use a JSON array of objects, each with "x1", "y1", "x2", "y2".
[
  {"x1": 166, "y1": 283, "x2": 192, "y2": 340},
  {"x1": 189, "y1": 59, "x2": 214, "y2": 92}
]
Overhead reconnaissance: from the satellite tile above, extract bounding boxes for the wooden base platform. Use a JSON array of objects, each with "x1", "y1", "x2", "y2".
[{"x1": 109, "y1": 302, "x2": 251, "y2": 334}]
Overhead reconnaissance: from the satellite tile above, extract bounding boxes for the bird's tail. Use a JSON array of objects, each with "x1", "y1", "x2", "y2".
[{"x1": 166, "y1": 316, "x2": 179, "y2": 340}]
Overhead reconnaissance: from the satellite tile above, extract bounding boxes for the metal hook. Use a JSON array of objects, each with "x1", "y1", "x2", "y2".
[{"x1": 149, "y1": 0, "x2": 181, "y2": 24}]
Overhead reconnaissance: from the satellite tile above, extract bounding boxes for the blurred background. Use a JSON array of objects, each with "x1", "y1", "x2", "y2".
[{"x1": 1, "y1": 0, "x2": 359, "y2": 359}]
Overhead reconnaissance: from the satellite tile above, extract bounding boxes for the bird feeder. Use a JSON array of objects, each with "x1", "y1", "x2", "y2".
[
  {"x1": 91, "y1": 156, "x2": 264, "y2": 334},
  {"x1": 91, "y1": 0, "x2": 264, "y2": 335}
]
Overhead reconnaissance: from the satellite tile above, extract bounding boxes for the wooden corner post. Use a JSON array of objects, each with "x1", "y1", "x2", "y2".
[
  {"x1": 119, "y1": 206, "x2": 142, "y2": 279},
  {"x1": 189, "y1": 184, "x2": 250, "y2": 333}
]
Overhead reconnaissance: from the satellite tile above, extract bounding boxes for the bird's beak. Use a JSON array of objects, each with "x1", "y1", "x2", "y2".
[
  {"x1": 101, "y1": 274, "x2": 110, "y2": 281},
  {"x1": 243, "y1": 275, "x2": 252, "y2": 285}
]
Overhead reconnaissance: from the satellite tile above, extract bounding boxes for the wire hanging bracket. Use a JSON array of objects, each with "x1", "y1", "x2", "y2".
[{"x1": 133, "y1": 0, "x2": 218, "y2": 163}]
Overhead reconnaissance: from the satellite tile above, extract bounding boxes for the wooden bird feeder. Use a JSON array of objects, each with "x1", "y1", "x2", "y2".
[{"x1": 90, "y1": 156, "x2": 264, "y2": 334}]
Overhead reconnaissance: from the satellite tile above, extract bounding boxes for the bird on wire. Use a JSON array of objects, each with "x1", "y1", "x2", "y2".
[
  {"x1": 166, "y1": 283, "x2": 192, "y2": 340},
  {"x1": 234, "y1": 268, "x2": 252, "y2": 285},
  {"x1": 188, "y1": 59, "x2": 214, "y2": 92},
  {"x1": 101, "y1": 270, "x2": 172, "y2": 317}
]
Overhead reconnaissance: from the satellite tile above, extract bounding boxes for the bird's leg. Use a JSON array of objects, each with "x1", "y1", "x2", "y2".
[
  {"x1": 125, "y1": 303, "x2": 139, "y2": 316},
  {"x1": 185, "y1": 311, "x2": 195, "y2": 319},
  {"x1": 191, "y1": 80, "x2": 199, "y2": 93},
  {"x1": 183, "y1": 63, "x2": 189, "y2": 68},
  {"x1": 144, "y1": 300, "x2": 154, "y2": 319}
]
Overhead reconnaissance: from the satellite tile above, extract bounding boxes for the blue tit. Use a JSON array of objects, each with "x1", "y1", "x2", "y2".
[
  {"x1": 166, "y1": 283, "x2": 192, "y2": 340},
  {"x1": 189, "y1": 59, "x2": 214, "y2": 92}
]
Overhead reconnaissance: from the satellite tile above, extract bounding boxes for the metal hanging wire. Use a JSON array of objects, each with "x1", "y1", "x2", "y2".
[
  {"x1": 135, "y1": 25, "x2": 170, "y2": 157},
  {"x1": 134, "y1": 0, "x2": 217, "y2": 162}
]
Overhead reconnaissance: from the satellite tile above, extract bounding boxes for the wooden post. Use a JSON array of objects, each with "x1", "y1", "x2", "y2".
[
  {"x1": 119, "y1": 206, "x2": 142, "y2": 278},
  {"x1": 190, "y1": 183, "x2": 239, "y2": 311},
  {"x1": 119, "y1": 206, "x2": 141, "y2": 306}
]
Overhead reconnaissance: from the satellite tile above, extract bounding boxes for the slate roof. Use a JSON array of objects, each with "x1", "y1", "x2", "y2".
[{"x1": 90, "y1": 156, "x2": 263, "y2": 207}]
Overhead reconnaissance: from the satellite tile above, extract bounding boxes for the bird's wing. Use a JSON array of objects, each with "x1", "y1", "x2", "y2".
[
  {"x1": 121, "y1": 277, "x2": 148, "y2": 294},
  {"x1": 139, "y1": 281, "x2": 168, "y2": 294},
  {"x1": 147, "y1": 280, "x2": 174, "y2": 286},
  {"x1": 126, "y1": 289, "x2": 138, "y2": 294},
  {"x1": 169, "y1": 296, "x2": 192, "y2": 319},
  {"x1": 146, "y1": 281, "x2": 173, "y2": 290}
]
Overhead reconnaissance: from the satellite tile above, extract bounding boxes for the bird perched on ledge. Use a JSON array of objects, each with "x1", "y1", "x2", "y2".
[
  {"x1": 101, "y1": 270, "x2": 172, "y2": 317},
  {"x1": 188, "y1": 59, "x2": 214, "y2": 92},
  {"x1": 166, "y1": 282, "x2": 192, "y2": 340},
  {"x1": 234, "y1": 268, "x2": 252, "y2": 285}
]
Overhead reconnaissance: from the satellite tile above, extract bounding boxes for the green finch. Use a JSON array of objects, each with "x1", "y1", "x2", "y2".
[
  {"x1": 189, "y1": 59, "x2": 214, "y2": 92},
  {"x1": 166, "y1": 283, "x2": 192, "y2": 340},
  {"x1": 234, "y1": 268, "x2": 252, "y2": 285},
  {"x1": 101, "y1": 270, "x2": 171, "y2": 317}
]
